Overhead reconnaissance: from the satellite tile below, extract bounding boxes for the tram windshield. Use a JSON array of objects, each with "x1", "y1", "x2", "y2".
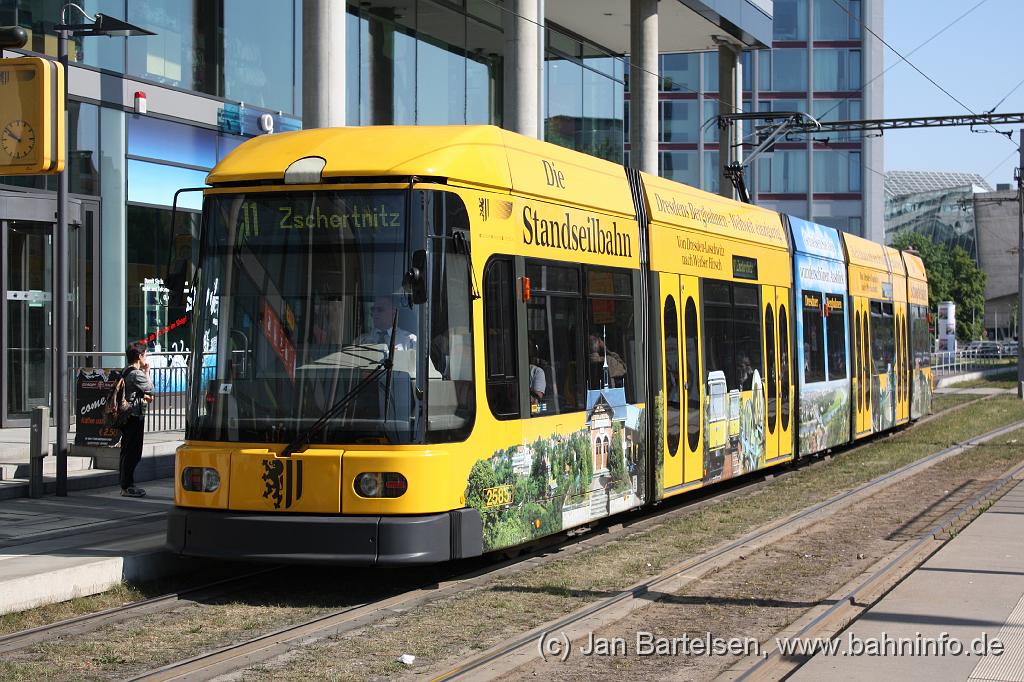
[{"x1": 186, "y1": 189, "x2": 475, "y2": 445}]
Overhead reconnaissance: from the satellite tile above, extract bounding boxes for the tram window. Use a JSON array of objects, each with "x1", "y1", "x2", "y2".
[
  {"x1": 825, "y1": 294, "x2": 847, "y2": 380},
  {"x1": 766, "y1": 304, "x2": 777, "y2": 434},
  {"x1": 586, "y1": 286, "x2": 635, "y2": 398},
  {"x1": 526, "y1": 262, "x2": 580, "y2": 295},
  {"x1": 704, "y1": 282, "x2": 733, "y2": 386},
  {"x1": 483, "y1": 257, "x2": 518, "y2": 419},
  {"x1": 685, "y1": 298, "x2": 701, "y2": 451},
  {"x1": 870, "y1": 301, "x2": 895, "y2": 373},
  {"x1": 779, "y1": 304, "x2": 790, "y2": 431},
  {"x1": 733, "y1": 284, "x2": 763, "y2": 389},
  {"x1": 702, "y1": 280, "x2": 762, "y2": 391},
  {"x1": 426, "y1": 193, "x2": 475, "y2": 439},
  {"x1": 664, "y1": 296, "x2": 681, "y2": 456},
  {"x1": 912, "y1": 305, "x2": 931, "y2": 367},
  {"x1": 802, "y1": 290, "x2": 827, "y2": 383}
]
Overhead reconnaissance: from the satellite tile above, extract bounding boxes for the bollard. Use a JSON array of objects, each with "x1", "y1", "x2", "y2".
[{"x1": 29, "y1": 406, "x2": 49, "y2": 498}]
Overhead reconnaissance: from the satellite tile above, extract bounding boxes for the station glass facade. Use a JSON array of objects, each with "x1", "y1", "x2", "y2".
[
  {"x1": 637, "y1": 0, "x2": 871, "y2": 236},
  {"x1": 0, "y1": 0, "x2": 626, "y2": 424}
]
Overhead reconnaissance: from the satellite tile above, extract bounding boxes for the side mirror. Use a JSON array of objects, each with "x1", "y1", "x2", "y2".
[{"x1": 404, "y1": 249, "x2": 428, "y2": 304}]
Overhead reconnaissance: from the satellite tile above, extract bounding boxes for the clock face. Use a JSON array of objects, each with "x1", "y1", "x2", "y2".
[{"x1": 1, "y1": 120, "x2": 36, "y2": 160}]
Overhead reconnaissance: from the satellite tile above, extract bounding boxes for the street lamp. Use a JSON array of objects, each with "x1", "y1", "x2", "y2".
[{"x1": 52, "y1": 4, "x2": 153, "y2": 496}]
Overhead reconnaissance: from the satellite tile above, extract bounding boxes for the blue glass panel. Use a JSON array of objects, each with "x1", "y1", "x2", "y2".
[
  {"x1": 224, "y1": 0, "x2": 296, "y2": 113},
  {"x1": 129, "y1": 116, "x2": 217, "y2": 169},
  {"x1": 128, "y1": 160, "x2": 207, "y2": 210}
]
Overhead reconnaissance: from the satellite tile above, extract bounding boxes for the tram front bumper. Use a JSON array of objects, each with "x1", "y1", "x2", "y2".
[{"x1": 165, "y1": 507, "x2": 482, "y2": 565}]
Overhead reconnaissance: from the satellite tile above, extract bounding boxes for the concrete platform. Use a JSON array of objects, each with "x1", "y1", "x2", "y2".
[
  {"x1": 0, "y1": 429, "x2": 181, "y2": 500},
  {"x1": 0, "y1": 479, "x2": 188, "y2": 615},
  {"x1": 793, "y1": 480, "x2": 1024, "y2": 681}
]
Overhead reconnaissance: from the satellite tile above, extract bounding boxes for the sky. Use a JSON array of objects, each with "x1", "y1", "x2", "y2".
[{"x1": 883, "y1": 0, "x2": 1024, "y2": 187}]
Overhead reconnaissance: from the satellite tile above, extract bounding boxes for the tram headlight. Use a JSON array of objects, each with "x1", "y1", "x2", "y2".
[
  {"x1": 354, "y1": 472, "x2": 408, "y2": 498},
  {"x1": 182, "y1": 467, "x2": 221, "y2": 493}
]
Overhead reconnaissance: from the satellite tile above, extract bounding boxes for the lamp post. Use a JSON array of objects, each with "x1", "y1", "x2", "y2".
[{"x1": 53, "y1": 5, "x2": 152, "y2": 495}]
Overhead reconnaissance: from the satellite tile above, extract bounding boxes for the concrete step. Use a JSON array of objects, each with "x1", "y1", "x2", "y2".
[{"x1": 0, "y1": 456, "x2": 94, "y2": 480}]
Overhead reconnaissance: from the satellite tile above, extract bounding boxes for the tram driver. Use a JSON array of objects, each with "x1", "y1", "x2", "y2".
[{"x1": 355, "y1": 295, "x2": 417, "y2": 351}]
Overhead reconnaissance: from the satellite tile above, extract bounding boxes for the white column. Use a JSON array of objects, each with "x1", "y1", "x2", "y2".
[
  {"x1": 503, "y1": 0, "x2": 540, "y2": 137},
  {"x1": 629, "y1": 0, "x2": 658, "y2": 174},
  {"x1": 303, "y1": 0, "x2": 346, "y2": 128}
]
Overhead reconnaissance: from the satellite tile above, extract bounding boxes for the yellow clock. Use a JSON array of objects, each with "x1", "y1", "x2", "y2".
[{"x1": 1, "y1": 119, "x2": 36, "y2": 160}]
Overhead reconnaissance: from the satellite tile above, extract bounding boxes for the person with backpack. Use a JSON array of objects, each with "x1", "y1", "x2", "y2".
[{"x1": 119, "y1": 342, "x2": 155, "y2": 497}]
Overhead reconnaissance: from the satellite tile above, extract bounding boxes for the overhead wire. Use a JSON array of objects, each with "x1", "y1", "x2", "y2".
[{"x1": 829, "y1": 0, "x2": 1015, "y2": 148}]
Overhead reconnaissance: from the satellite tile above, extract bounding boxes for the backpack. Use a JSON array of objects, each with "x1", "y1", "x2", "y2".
[{"x1": 102, "y1": 368, "x2": 134, "y2": 429}]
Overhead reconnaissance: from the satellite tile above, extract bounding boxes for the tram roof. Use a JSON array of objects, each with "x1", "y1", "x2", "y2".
[
  {"x1": 206, "y1": 125, "x2": 637, "y2": 216},
  {"x1": 902, "y1": 250, "x2": 927, "y2": 282},
  {"x1": 885, "y1": 246, "x2": 907, "y2": 279},
  {"x1": 842, "y1": 231, "x2": 890, "y2": 272},
  {"x1": 639, "y1": 171, "x2": 789, "y2": 249}
]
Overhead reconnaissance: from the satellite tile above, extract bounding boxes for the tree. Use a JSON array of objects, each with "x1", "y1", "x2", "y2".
[
  {"x1": 891, "y1": 233, "x2": 987, "y2": 341},
  {"x1": 947, "y1": 246, "x2": 986, "y2": 341}
]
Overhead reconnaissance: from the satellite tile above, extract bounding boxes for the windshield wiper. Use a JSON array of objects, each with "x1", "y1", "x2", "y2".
[{"x1": 280, "y1": 311, "x2": 399, "y2": 457}]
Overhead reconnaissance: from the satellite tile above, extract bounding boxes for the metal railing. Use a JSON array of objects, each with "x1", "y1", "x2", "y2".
[
  {"x1": 929, "y1": 349, "x2": 1018, "y2": 378},
  {"x1": 68, "y1": 351, "x2": 188, "y2": 434}
]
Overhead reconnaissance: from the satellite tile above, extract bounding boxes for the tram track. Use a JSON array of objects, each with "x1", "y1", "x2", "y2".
[
  {"x1": 0, "y1": 393, "x2": 1003, "y2": 679},
  {"x1": 0, "y1": 567, "x2": 282, "y2": 656},
  {"x1": 727, "y1": 455, "x2": 1024, "y2": 681},
  {"x1": 427, "y1": 415, "x2": 1024, "y2": 681}
]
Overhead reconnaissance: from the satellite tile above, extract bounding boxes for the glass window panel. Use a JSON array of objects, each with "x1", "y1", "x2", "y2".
[
  {"x1": 813, "y1": 48, "x2": 859, "y2": 91},
  {"x1": 546, "y1": 55, "x2": 583, "y2": 151},
  {"x1": 870, "y1": 301, "x2": 895, "y2": 372},
  {"x1": 14, "y1": 0, "x2": 125, "y2": 70},
  {"x1": 766, "y1": 304, "x2": 776, "y2": 433},
  {"x1": 661, "y1": 151, "x2": 699, "y2": 187},
  {"x1": 127, "y1": 0, "x2": 209, "y2": 93},
  {"x1": 393, "y1": 30, "x2": 417, "y2": 125},
  {"x1": 583, "y1": 65, "x2": 620, "y2": 161},
  {"x1": 128, "y1": 116, "x2": 217, "y2": 168},
  {"x1": 703, "y1": 150, "x2": 720, "y2": 194},
  {"x1": 528, "y1": 294, "x2": 585, "y2": 414},
  {"x1": 661, "y1": 52, "x2": 699, "y2": 92},
  {"x1": 586, "y1": 288, "x2": 635, "y2": 398},
  {"x1": 685, "y1": 298, "x2": 700, "y2": 450},
  {"x1": 68, "y1": 101, "x2": 99, "y2": 196},
  {"x1": 583, "y1": 52, "x2": 616, "y2": 79},
  {"x1": 742, "y1": 50, "x2": 753, "y2": 91},
  {"x1": 703, "y1": 99, "x2": 719, "y2": 143},
  {"x1": 802, "y1": 290, "x2": 826, "y2": 383},
  {"x1": 703, "y1": 51, "x2": 718, "y2": 92},
  {"x1": 771, "y1": 48, "x2": 807, "y2": 91},
  {"x1": 527, "y1": 262, "x2": 580, "y2": 294},
  {"x1": 467, "y1": 0, "x2": 503, "y2": 26},
  {"x1": 779, "y1": 304, "x2": 790, "y2": 430},
  {"x1": 347, "y1": 9, "x2": 363, "y2": 125},
  {"x1": 483, "y1": 257, "x2": 519, "y2": 419},
  {"x1": 418, "y1": 40, "x2": 467, "y2": 124},
  {"x1": 814, "y1": 0, "x2": 855, "y2": 40},
  {"x1": 661, "y1": 100, "x2": 698, "y2": 142},
  {"x1": 467, "y1": 17, "x2": 503, "y2": 125},
  {"x1": 813, "y1": 150, "x2": 859, "y2": 193},
  {"x1": 826, "y1": 294, "x2": 847, "y2": 379},
  {"x1": 127, "y1": 160, "x2": 207, "y2": 209},
  {"x1": 774, "y1": 0, "x2": 808, "y2": 40},
  {"x1": 761, "y1": 149, "x2": 807, "y2": 193},
  {"x1": 125, "y1": 204, "x2": 199, "y2": 352},
  {"x1": 758, "y1": 51, "x2": 771, "y2": 90},
  {"x1": 224, "y1": 0, "x2": 296, "y2": 113},
  {"x1": 548, "y1": 27, "x2": 580, "y2": 57}
]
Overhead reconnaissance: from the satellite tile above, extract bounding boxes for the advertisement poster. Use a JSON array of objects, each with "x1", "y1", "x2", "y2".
[{"x1": 74, "y1": 368, "x2": 122, "y2": 447}]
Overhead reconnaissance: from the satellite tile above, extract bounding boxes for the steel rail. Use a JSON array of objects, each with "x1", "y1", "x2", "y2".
[{"x1": 429, "y1": 415, "x2": 1024, "y2": 681}]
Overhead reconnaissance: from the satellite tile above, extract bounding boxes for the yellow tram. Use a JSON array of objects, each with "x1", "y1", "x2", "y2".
[{"x1": 167, "y1": 126, "x2": 931, "y2": 564}]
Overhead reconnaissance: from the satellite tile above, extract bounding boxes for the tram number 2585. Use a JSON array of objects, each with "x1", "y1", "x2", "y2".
[{"x1": 483, "y1": 484, "x2": 514, "y2": 508}]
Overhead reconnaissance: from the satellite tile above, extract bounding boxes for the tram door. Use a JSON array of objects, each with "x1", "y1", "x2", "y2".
[
  {"x1": 853, "y1": 296, "x2": 872, "y2": 438},
  {"x1": 762, "y1": 287, "x2": 780, "y2": 462},
  {"x1": 680, "y1": 276, "x2": 703, "y2": 484},
  {"x1": 895, "y1": 303, "x2": 910, "y2": 424},
  {"x1": 661, "y1": 274, "x2": 684, "y2": 491},
  {"x1": 777, "y1": 292, "x2": 793, "y2": 460}
]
